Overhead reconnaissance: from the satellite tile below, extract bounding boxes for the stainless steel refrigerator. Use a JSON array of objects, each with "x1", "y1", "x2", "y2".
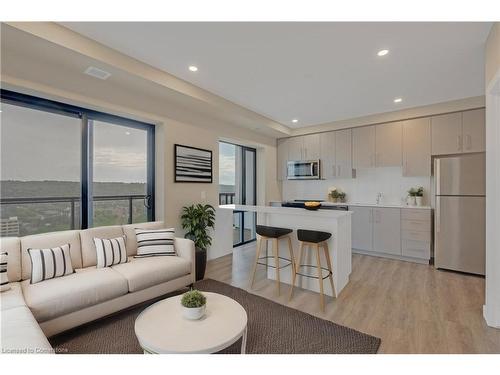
[{"x1": 434, "y1": 153, "x2": 485, "y2": 275}]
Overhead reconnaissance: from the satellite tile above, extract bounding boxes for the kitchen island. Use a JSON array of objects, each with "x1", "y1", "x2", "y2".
[{"x1": 218, "y1": 204, "x2": 352, "y2": 297}]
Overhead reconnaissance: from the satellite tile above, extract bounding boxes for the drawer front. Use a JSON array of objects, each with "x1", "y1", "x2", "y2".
[
  {"x1": 401, "y1": 219, "x2": 431, "y2": 232},
  {"x1": 402, "y1": 230, "x2": 431, "y2": 242},
  {"x1": 401, "y1": 209, "x2": 431, "y2": 222},
  {"x1": 402, "y1": 239, "x2": 430, "y2": 259}
]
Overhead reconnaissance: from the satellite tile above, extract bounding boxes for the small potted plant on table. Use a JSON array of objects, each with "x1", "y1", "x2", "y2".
[
  {"x1": 181, "y1": 289, "x2": 207, "y2": 320},
  {"x1": 181, "y1": 204, "x2": 216, "y2": 281},
  {"x1": 407, "y1": 188, "x2": 417, "y2": 206}
]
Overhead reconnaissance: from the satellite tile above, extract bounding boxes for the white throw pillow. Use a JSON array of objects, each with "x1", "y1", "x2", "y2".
[
  {"x1": 1, "y1": 251, "x2": 10, "y2": 292},
  {"x1": 94, "y1": 236, "x2": 128, "y2": 268},
  {"x1": 27, "y1": 244, "x2": 74, "y2": 284},
  {"x1": 134, "y1": 228, "x2": 176, "y2": 257}
]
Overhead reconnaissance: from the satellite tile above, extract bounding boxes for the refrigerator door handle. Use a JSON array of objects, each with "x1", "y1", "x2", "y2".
[
  {"x1": 435, "y1": 159, "x2": 441, "y2": 196},
  {"x1": 436, "y1": 199, "x2": 441, "y2": 233}
]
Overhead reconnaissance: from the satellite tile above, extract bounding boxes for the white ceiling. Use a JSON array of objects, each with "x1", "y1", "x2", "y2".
[{"x1": 60, "y1": 22, "x2": 492, "y2": 128}]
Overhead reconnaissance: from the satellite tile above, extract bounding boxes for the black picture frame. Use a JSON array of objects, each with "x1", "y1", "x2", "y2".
[{"x1": 174, "y1": 144, "x2": 213, "y2": 183}]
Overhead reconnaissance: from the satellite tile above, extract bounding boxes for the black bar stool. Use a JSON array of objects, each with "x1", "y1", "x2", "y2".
[
  {"x1": 289, "y1": 229, "x2": 335, "y2": 312},
  {"x1": 250, "y1": 225, "x2": 295, "y2": 296}
]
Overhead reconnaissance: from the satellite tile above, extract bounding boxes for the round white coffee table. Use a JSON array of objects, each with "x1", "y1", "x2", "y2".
[{"x1": 134, "y1": 292, "x2": 248, "y2": 354}]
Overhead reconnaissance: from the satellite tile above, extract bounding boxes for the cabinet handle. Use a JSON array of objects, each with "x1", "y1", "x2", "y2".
[
  {"x1": 332, "y1": 165, "x2": 336, "y2": 177},
  {"x1": 457, "y1": 135, "x2": 462, "y2": 151},
  {"x1": 337, "y1": 165, "x2": 341, "y2": 176},
  {"x1": 466, "y1": 135, "x2": 472, "y2": 150}
]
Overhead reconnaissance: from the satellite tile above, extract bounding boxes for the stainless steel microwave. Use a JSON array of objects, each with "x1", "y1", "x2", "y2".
[{"x1": 287, "y1": 160, "x2": 321, "y2": 180}]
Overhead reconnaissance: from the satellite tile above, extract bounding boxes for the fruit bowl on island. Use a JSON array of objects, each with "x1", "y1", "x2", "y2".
[{"x1": 304, "y1": 201, "x2": 321, "y2": 210}]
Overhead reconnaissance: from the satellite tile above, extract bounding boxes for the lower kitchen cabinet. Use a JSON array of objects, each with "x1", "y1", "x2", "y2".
[
  {"x1": 351, "y1": 206, "x2": 373, "y2": 251},
  {"x1": 352, "y1": 206, "x2": 432, "y2": 262},
  {"x1": 372, "y1": 208, "x2": 401, "y2": 255}
]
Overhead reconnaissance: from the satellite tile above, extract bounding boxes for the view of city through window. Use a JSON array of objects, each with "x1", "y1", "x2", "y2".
[{"x1": 0, "y1": 99, "x2": 152, "y2": 237}]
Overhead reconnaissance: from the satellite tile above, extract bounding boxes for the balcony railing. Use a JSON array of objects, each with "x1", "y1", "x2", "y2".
[
  {"x1": 219, "y1": 192, "x2": 235, "y2": 205},
  {"x1": 0, "y1": 195, "x2": 148, "y2": 236}
]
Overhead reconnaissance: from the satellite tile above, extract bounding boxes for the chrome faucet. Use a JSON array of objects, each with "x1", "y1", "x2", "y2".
[{"x1": 376, "y1": 192, "x2": 383, "y2": 205}]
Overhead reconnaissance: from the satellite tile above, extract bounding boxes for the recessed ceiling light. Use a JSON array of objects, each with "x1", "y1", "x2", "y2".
[
  {"x1": 84, "y1": 66, "x2": 111, "y2": 80},
  {"x1": 292, "y1": 119, "x2": 298, "y2": 123},
  {"x1": 125, "y1": 131, "x2": 131, "y2": 136},
  {"x1": 377, "y1": 49, "x2": 389, "y2": 57},
  {"x1": 188, "y1": 65, "x2": 198, "y2": 72},
  {"x1": 394, "y1": 98, "x2": 403, "y2": 103}
]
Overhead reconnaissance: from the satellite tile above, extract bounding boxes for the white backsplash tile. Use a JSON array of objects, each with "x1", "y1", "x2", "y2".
[{"x1": 282, "y1": 167, "x2": 431, "y2": 206}]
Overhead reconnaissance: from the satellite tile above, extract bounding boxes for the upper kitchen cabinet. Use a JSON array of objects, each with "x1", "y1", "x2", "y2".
[
  {"x1": 402, "y1": 117, "x2": 431, "y2": 176},
  {"x1": 352, "y1": 125, "x2": 376, "y2": 168},
  {"x1": 320, "y1": 131, "x2": 336, "y2": 179},
  {"x1": 302, "y1": 133, "x2": 321, "y2": 160},
  {"x1": 375, "y1": 122, "x2": 402, "y2": 167},
  {"x1": 431, "y1": 112, "x2": 462, "y2": 155},
  {"x1": 287, "y1": 134, "x2": 320, "y2": 161},
  {"x1": 277, "y1": 138, "x2": 289, "y2": 181},
  {"x1": 287, "y1": 136, "x2": 304, "y2": 161},
  {"x1": 335, "y1": 128, "x2": 353, "y2": 178},
  {"x1": 462, "y1": 108, "x2": 485, "y2": 153}
]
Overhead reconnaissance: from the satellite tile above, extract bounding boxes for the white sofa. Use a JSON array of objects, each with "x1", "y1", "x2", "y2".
[{"x1": 0, "y1": 221, "x2": 195, "y2": 354}]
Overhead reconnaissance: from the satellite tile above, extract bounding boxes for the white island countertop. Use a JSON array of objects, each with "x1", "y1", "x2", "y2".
[{"x1": 219, "y1": 204, "x2": 353, "y2": 217}]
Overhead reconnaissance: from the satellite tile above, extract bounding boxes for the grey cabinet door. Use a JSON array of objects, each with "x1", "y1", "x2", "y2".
[
  {"x1": 402, "y1": 118, "x2": 431, "y2": 176},
  {"x1": 375, "y1": 122, "x2": 402, "y2": 167},
  {"x1": 320, "y1": 131, "x2": 336, "y2": 179},
  {"x1": 335, "y1": 128, "x2": 352, "y2": 178},
  {"x1": 351, "y1": 206, "x2": 373, "y2": 251},
  {"x1": 303, "y1": 133, "x2": 320, "y2": 160},
  {"x1": 277, "y1": 138, "x2": 289, "y2": 181},
  {"x1": 373, "y1": 208, "x2": 401, "y2": 255},
  {"x1": 462, "y1": 108, "x2": 485, "y2": 153},
  {"x1": 287, "y1": 136, "x2": 304, "y2": 161},
  {"x1": 352, "y1": 126, "x2": 376, "y2": 168},
  {"x1": 431, "y1": 112, "x2": 462, "y2": 155}
]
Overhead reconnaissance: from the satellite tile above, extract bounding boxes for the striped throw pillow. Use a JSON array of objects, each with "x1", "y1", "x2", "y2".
[
  {"x1": 28, "y1": 245, "x2": 74, "y2": 284},
  {"x1": 94, "y1": 236, "x2": 128, "y2": 268},
  {"x1": 134, "y1": 228, "x2": 176, "y2": 257},
  {"x1": 1, "y1": 252, "x2": 10, "y2": 292}
]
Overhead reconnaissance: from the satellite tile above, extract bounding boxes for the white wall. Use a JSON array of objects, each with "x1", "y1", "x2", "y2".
[{"x1": 282, "y1": 167, "x2": 431, "y2": 206}]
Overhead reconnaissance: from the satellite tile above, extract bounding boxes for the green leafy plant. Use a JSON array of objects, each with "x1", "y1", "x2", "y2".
[
  {"x1": 337, "y1": 192, "x2": 346, "y2": 202},
  {"x1": 408, "y1": 187, "x2": 424, "y2": 197},
  {"x1": 181, "y1": 290, "x2": 206, "y2": 308},
  {"x1": 181, "y1": 204, "x2": 216, "y2": 250}
]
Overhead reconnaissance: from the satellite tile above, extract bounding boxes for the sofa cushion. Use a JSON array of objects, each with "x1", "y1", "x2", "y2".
[
  {"x1": 21, "y1": 268, "x2": 128, "y2": 322},
  {"x1": 94, "y1": 236, "x2": 128, "y2": 268},
  {"x1": 1, "y1": 306, "x2": 53, "y2": 354},
  {"x1": 80, "y1": 226, "x2": 124, "y2": 268},
  {"x1": 122, "y1": 221, "x2": 165, "y2": 257},
  {"x1": 0, "y1": 237, "x2": 21, "y2": 282},
  {"x1": 135, "y1": 228, "x2": 176, "y2": 257},
  {"x1": 0, "y1": 282, "x2": 26, "y2": 310},
  {"x1": 28, "y1": 244, "x2": 74, "y2": 284},
  {"x1": 21, "y1": 230, "x2": 82, "y2": 281},
  {"x1": 1, "y1": 251, "x2": 10, "y2": 292},
  {"x1": 111, "y1": 256, "x2": 191, "y2": 293}
]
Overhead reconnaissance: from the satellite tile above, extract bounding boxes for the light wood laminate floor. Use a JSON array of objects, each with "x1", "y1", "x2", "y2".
[{"x1": 205, "y1": 245, "x2": 500, "y2": 353}]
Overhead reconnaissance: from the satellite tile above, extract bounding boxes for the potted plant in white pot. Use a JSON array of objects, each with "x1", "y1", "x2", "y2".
[
  {"x1": 415, "y1": 187, "x2": 424, "y2": 206},
  {"x1": 181, "y1": 204, "x2": 216, "y2": 281},
  {"x1": 407, "y1": 188, "x2": 417, "y2": 206},
  {"x1": 181, "y1": 289, "x2": 207, "y2": 320}
]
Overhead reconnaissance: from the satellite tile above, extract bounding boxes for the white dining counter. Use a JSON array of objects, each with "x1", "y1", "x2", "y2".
[{"x1": 218, "y1": 204, "x2": 352, "y2": 297}]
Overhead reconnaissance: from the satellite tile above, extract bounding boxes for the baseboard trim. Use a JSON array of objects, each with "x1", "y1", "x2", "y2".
[{"x1": 352, "y1": 249, "x2": 430, "y2": 265}]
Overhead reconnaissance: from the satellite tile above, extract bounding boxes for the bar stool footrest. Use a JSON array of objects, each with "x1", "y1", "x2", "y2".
[
  {"x1": 296, "y1": 264, "x2": 332, "y2": 280},
  {"x1": 256, "y1": 256, "x2": 293, "y2": 270}
]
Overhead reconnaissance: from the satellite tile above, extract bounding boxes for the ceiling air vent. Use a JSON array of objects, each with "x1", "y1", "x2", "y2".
[{"x1": 84, "y1": 66, "x2": 111, "y2": 80}]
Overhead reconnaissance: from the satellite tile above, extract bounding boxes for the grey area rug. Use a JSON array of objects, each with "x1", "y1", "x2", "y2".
[{"x1": 49, "y1": 278, "x2": 381, "y2": 354}]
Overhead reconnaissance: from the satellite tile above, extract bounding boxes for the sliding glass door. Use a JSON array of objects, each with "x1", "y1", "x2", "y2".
[
  {"x1": 0, "y1": 90, "x2": 155, "y2": 236},
  {"x1": 218, "y1": 142, "x2": 256, "y2": 247}
]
